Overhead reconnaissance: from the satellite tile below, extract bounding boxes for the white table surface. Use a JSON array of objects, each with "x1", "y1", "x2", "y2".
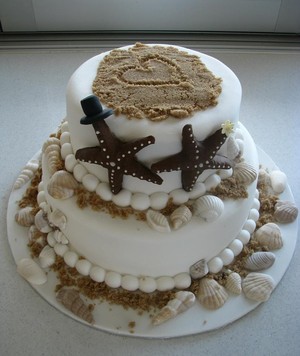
[{"x1": 1, "y1": 41, "x2": 299, "y2": 356}]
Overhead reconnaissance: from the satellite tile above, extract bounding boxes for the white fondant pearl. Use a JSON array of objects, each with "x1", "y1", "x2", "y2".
[
  {"x1": 38, "y1": 181, "x2": 44, "y2": 192},
  {"x1": 270, "y1": 170, "x2": 287, "y2": 194},
  {"x1": 121, "y1": 275, "x2": 139, "y2": 291},
  {"x1": 252, "y1": 198, "x2": 260, "y2": 211},
  {"x1": 54, "y1": 243, "x2": 68, "y2": 257},
  {"x1": 237, "y1": 229, "x2": 251, "y2": 245},
  {"x1": 228, "y1": 239, "x2": 244, "y2": 256},
  {"x1": 82, "y1": 174, "x2": 99, "y2": 192},
  {"x1": 47, "y1": 231, "x2": 56, "y2": 247},
  {"x1": 255, "y1": 189, "x2": 260, "y2": 199},
  {"x1": 243, "y1": 219, "x2": 256, "y2": 234},
  {"x1": 131, "y1": 192, "x2": 150, "y2": 211},
  {"x1": 60, "y1": 131, "x2": 71, "y2": 145},
  {"x1": 73, "y1": 164, "x2": 88, "y2": 182},
  {"x1": 208, "y1": 257, "x2": 223, "y2": 273},
  {"x1": 105, "y1": 271, "x2": 122, "y2": 288},
  {"x1": 89, "y1": 266, "x2": 106, "y2": 283},
  {"x1": 219, "y1": 248, "x2": 235, "y2": 266},
  {"x1": 236, "y1": 139, "x2": 244, "y2": 155},
  {"x1": 156, "y1": 276, "x2": 175, "y2": 291},
  {"x1": 204, "y1": 174, "x2": 221, "y2": 191},
  {"x1": 217, "y1": 168, "x2": 233, "y2": 180},
  {"x1": 60, "y1": 121, "x2": 69, "y2": 133},
  {"x1": 39, "y1": 201, "x2": 51, "y2": 215},
  {"x1": 96, "y1": 182, "x2": 113, "y2": 201},
  {"x1": 150, "y1": 192, "x2": 169, "y2": 210},
  {"x1": 139, "y1": 277, "x2": 157, "y2": 293},
  {"x1": 75, "y1": 259, "x2": 92, "y2": 276},
  {"x1": 63, "y1": 251, "x2": 79, "y2": 268},
  {"x1": 61, "y1": 143, "x2": 73, "y2": 160},
  {"x1": 170, "y1": 189, "x2": 190, "y2": 205},
  {"x1": 188, "y1": 182, "x2": 206, "y2": 199},
  {"x1": 65, "y1": 154, "x2": 77, "y2": 172},
  {"x1": 112, "y1": 190, "x2": 132, "y2": 207},
  {"x1": 174, "y1": 273, "x2": 191, "y2": 289},
  {"x1": 248, "y1": 208, "x2": 259, "y2": 222},
  {"x1": 37, "y1": 191, "x2": 46, "y2": 205}
]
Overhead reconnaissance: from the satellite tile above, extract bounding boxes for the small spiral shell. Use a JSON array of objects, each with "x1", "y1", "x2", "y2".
[
  {"x1": 193, "y1": 195, "x2": 224, "y2": 222},
  {"x1": 170, "y1": 205, "x2": 192, "y2": 230},
  {"x1": 146, "y1": 209, "x2": 170, "y2": 232},
  {"x1": 13, "y1": 159, "x2": 39, "y2": 190}
]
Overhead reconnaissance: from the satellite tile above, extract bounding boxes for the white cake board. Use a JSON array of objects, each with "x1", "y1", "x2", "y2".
[{"x1": 7, "y1": 147, "x2": 298, "y2": 338}]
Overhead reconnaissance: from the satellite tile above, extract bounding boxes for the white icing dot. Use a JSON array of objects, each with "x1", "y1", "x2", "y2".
[{"x1": 96, "y1": 131, "x2": 100, "y2": 134}]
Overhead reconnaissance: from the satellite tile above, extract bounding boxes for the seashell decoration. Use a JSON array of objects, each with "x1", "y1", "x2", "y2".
[
  {"x1": 39, "y1": 245, "x2": 56, "y2": 268},
  {"x1": 254, "y1": 223, "x2": 283, "y2": 250},
  {"x1": 242, "y1": 272, "x2": 275, "y2": 302},
  {"x1": 193, "y1": 195, "x2": 224, "y2": 222},
  {"x1": 226, "y1": 135, "x2": 240, "y2": 160},
  {"x1": 146, "y1": 209, "x2": 171, "y2": 233},
  {"x1": 257, "y1": 168, "x2": 270, "y2": 186},
  {"x1": 42, "y1": 137, "x2": 60, "y2": 152},
  {"x1": 234, "y1": 162, "x2": 257, "y2": 185},
  {"x1": 45, "y1": 145, "x2": 62, "y2": 176},
  {"x1": 48, "y1": 209, "x2": 67, "y2": 230},
  {"x1": 244, "y1": 251, "x2": 276, "y2": 271},
  {"x1": 47, "y1": 170, "x2": 79, "y2": 200},
  {"x1": 274, "y1": 200, "x2": 298, "y2": 224},
  {"x1": 34, "y1": 209, "x2": 52, "y2": 233},
  {"x1": 13, "y1": 159, "x2": 39, "y2": 190},
  {"x1": 269, "y1": 170, "x2": 287, "y2": 194},
  {"x1": 170, "y1": 205, "x2": 192, "y2": 230},
  {"x1": 56, "y1": 288, "x2": 94, "y2": 324},
  {"x1": 152, "y1": 291, "x2": 196, "y2": 326},
  {"x1": 50, "y1": 229, "x2": 69, "y2": 245},
  {"x1": 196, "y1": 277, "x2": 228, "y2": 310},
  {"x1": 225, "y1": 271, "x2": 242, "y2": 295},
  {"x1": 15, "y1": 207, "x2": 35, "y2": 227},
  {"x1": 17, "y1": 258, "x2": 47, "y2": 285},
  {"x1": 189, "y1": 259, "x2": 209, "y2": 280}
]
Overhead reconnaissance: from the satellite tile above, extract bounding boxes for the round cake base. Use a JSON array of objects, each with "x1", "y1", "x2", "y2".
[{"x1": 7, "y1": 147, "x2": 298, "y2": 338}]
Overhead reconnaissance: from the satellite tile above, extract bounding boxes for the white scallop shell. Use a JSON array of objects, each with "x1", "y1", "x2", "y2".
[
  {"x1": 17, "y1": 258, "x2": 47, "y2": 285},
  {"x1": 234, "y1": 162, "x2": 257, "y2": 185},
  {"x1": 39, "y1": 245, "x2": 56, "y2": 268},
  {"x1": 152, "y1": 291, "x2": 196, "y2": 326},
  {"x1": 226, "y1": 135, "x2": 240, "y2": 160},
  {"x1": 193, "y1": 195, "x2": 224, "y2": 222},
  {"x1": 170, "y1": 205, "x2": 192, "y2": 230},
  {"x1": 34, "y1": 209, "x2": 52, "y2": 233},
  {"x1": 270, "y1": 170, "x2": 287, "y2": 194},
  {"x1": 257, "y1": 168, "x2": 271, "y2": 186},
  {"x1": 196, "y1": 278, "x2": 228, "y2": 310},
  {"x1": 146, "y1": 209, "x2": 171, "y2": 233},
  {"x1": 47, "y1": 170, "x2": 79, "y2": 200},
  {"x1": 189, "y1": 259, "x2": 209, "y2": 280},
  {"x1": 242, "y1": 272, "x2": 275, "y2": 302},
  {"x1": 244, "y1": 251, "x2": 276, "y2": 271},
  {"x1": 225, "y1": 272, "x2": 242, "y2": 295},
  {"x1": 274, "y1": 200, "x2": 298, "y2": 223},
  {"x1": 13, "y1": 159, "x2": 39, "y2": 190},
  {"x1": 50, "y1": 229, "x2": 69, "y2": 244},
  {"x1": 48, "y1": 209, "x2": 67, "y2": 230},
  {"x1": 15, "y1": 207, "x2": 35, "y2": 227},
  {"x1": 254, "y1": 223, "x2": 283, "y2": 250}
]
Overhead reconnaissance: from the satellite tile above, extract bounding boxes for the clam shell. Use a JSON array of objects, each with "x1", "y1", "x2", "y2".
[
  {"x1": 242, "y1": 272, "x2": 275, "y2": 302},
  {"x1": 193, "y1": 195, "x2": 224, "y2": 222},
  {"x1": 48, "y1": 209, "x2": 67, "y2": 230},
  {"x1": 274, "y1": 200, "x2": 298, "y2": 223},
  {"x1": 170, "y1": 205, "x2": 192, "y2": 230},
  {"x1": 189, "y1": 259, "x2": 209, "y2": 280},
  {"x1": 234, "y1": 162, "x2": 257, "y2": 185},
  {"x1": 196, "y1": 278, "x2": 228, "y2": 310},
  {"x1": 15, "y1": 207, "x2": 35, "y2": 227},
  {"x1": 50, "y1": 229, "x2": 69, "y2": 244},
  {"x1": 17, "y1": 258, "x2": 47, "y2": 285},
  {"x1": 226, "y1": 135, "x2": 240, "y2": 160},
  {"x1": 146, "y1": 209, "x2": 171, "y2": 233},
  {"x1": 13, "y1": 159, "x2": 39, "y2": 190},
  {"x1": 244, "y1": 251, "x2": 276, "y2": 271},
  {"x1": 270, "y1": 170, "x2": 287, "y2": 194},
  {"x1": 34, "y1": 209, "x2": 52, "y2": 233},
  {"x1": 254, "y1": 223, "x2": 283, "y2": 250},
  {"x1": 47, "y1": 170, "x2": 79, "y2": 200},
  {"x1": 39, "y1": 245, "x2": 56, "y2": 268},
  {"x1": 225, "y1": 272, "x2": 242, "y2": 294}
]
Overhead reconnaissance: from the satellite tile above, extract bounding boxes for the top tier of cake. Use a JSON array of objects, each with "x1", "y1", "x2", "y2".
[{"x1": 66, "y1": 44, "x2": 242, "y2": 195}]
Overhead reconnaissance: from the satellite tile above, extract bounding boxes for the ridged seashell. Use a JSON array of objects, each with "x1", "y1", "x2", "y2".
[
  {"x1": 242, "y1": 272, "x2": 275, "y2": 302},
  {"x1": 146, "y1": 209, "x2": 171, "y2": 233},
  {"x1": 34, "y1": 209, "x2": 52, "y2": 233},
  {"x1": 170, "y1": 205, "x2": 192, "y2": 230},
  {"x1": 56, "y1": 288, "x2": 94, "y2": 324},
  {"x1": 39, "y1": 245, "x2": 56, "y2": 268},
  {"x1": 50, "y1": 230, "x2": 69, "y2": 244},
  {"x1": 152, "y1": 291, "x2": 196, "y2": 326},
  {"x1": 15, "y1": 207, "x2": 35, "y2": 227},
  {"x1": 17, "y1": 258, "x2": 47, "y2": 285},
  {"x1": 226, "y1": 135, "x2": 240, "y2": 160},
  {"x1": 270, "y1": 170, "x2": 287, "y2": 194},
  {"x1": 48, "y1": 209, "x2": 67, "y2": 230},
  {"x1": 196, "y1": 278, "x2": 228, "y2": 310},
  {"x1": 225, "y1": 272, "x2": 242, "y2": 294},
  {"x1": 254, "y1": 223, "x2": 283, "y2": 250},
  {"x1": 189, "y1": 259, "x2": 209, "y2": 280},
  {"x1": 47, "y1": 170, "x2": 79, "y2": 200},
  {"x1": 234, "y1": 162, "x2": 257, "y2": 185},
  {"x1": 257, "y1": 168, "x2": 270, "y2": 186},
  {"x1": 13, "y1": 159, "x2": 39, "y2": 190},
  {"x1": 42, "y1": 137, "x2": 60, "y2": 152},
  {"x1": 244, "y1": 251, "x2": 276, "y2": 271},
  {"x1": 193, "y1": 195, "x2": 224, "y2": 222},
  {"x1": 274, "y1": 200, "x2": 298, "y2": 223},
  {"x1": 46, "y1": 147, "x2": 62, "y2": 175}
]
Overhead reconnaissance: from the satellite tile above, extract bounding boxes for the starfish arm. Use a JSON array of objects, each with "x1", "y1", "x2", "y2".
[
  {"x1": 212, "y1": 154, "x2": 232, "y2": 169},
  {"x1": 151, "y1": 152, "x2": 187, "y2": 173},
  {"x1": 75, "y1": 147, "x2": 106, "y2": 164},
  {"x1": 181, "y1": 124, "x2": 198, "y2": 152},
  {"x1": 203, "y1": 128, "x2": 227, "y2": 156},
  {"x1": 124, "y1": 136, "x2": 156, "y2": 154},
  {"x1": 182, "y1": 169, "x2": 203, "y2": 192},
  {"x1": 125, "y1": 159, "x2": 163, "y2": 185},
  {"x1": 92, "y1": 120, "x2": 120, "y2": 148},
  {"x1": 107, "y1": 167, "x2": 124, "y2": 194}
]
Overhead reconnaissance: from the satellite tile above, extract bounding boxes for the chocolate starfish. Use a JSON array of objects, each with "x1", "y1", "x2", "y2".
[{"x1": 151, "y1": 124, "x2": 231, "y2": 192}]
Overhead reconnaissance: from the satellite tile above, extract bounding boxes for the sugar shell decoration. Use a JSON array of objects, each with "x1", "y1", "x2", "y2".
[
  {"x1": 17, "y1": 258, "x2": 47, "y2": 285},
  {"x1": 47, "y1": 170, "x2": 79, "y2": 200},
  {"x1": 242, "y1": 272, "x2": 275, "y2": 302},
  {"x1": 13, "y1": 159, "x2": 40, "y2": 190},
  {"x1": 146, "y1": 209, "x2": 171, "y2": 233},
  {"x1": 254, "y1": 223, "x2": 283, "y2": 250},
  {"x1": 234, "y1": 162, "x2": 257, "y2": 185},
  {"x1": 192, "y1": 195, "x2": 224, "y2": 222},
  {"x1": 15, "y1": 206, "x2": 35, "y2": 227},
  {"x1": 196, "y1": 277, "x2": 228, "y2": 310},
  {"x1": 244, "y1": 251, "x2": 276, "y2": 272},
  {"x1": 170, "y1": 205, "x2": 192, "y2": 230},
  {"x1": 224, "y1": 271, "x2": 242, "y2": 295},
  {"x1": 274, "y1": 200, "x2": 298, "y2": 223}
]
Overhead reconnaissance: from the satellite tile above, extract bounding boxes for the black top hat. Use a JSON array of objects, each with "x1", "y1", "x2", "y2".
[{"x1": 80, "y1": 95, "x2": 113, "y2": 125}]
